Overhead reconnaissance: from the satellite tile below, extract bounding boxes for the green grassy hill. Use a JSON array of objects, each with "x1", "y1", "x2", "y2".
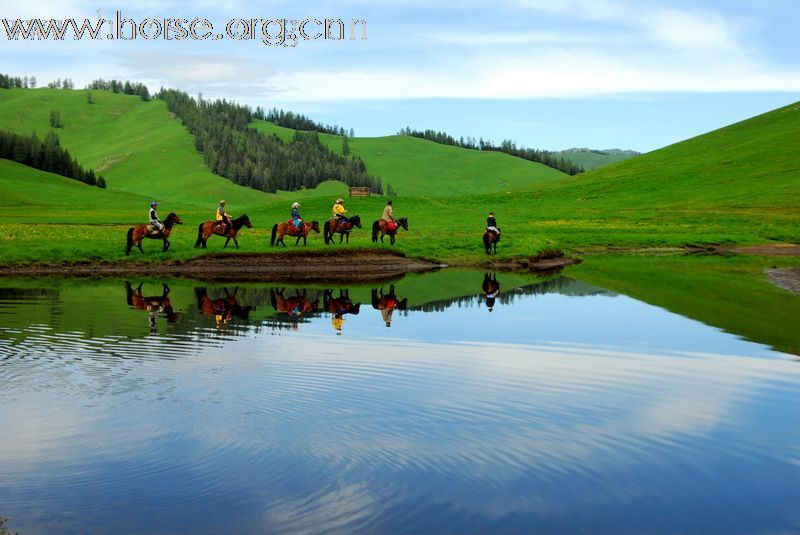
[
  {"x1": 0, "y1": 87, "x2": 798, "y2": 265},
  {"x1": 0, "y1": 88, "x2": 265, "y2": 209},
  {"x1": 252, "y1": 120, "x2": 566, "y2": 196}
]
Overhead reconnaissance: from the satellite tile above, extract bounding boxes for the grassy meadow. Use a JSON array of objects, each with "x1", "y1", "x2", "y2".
[{"x1": 0, "y1": 87, "x2": 798, "y2": 266}]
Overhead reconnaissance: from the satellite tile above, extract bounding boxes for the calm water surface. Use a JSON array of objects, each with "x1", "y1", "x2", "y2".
[{"x1": 1, "y1": 271, "x2": 799, "y2": 534}]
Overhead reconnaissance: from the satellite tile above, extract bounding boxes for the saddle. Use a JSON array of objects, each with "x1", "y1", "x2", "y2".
[{"x1": 147, "y1": 225, "x2": 162, "y2": 237}]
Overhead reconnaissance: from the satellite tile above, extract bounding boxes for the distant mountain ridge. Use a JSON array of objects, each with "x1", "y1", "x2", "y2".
[{"x1": 554, "y1": 148, "x2": 641, "y2": 170}]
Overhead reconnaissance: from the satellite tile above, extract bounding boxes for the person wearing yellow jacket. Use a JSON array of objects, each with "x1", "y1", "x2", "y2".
[
  {"x1": 215, "y1": 200, "x2": 233, "y2": 235},
  {"x1": 332, "y1": 198, "x2": 348, "y2": 224}
]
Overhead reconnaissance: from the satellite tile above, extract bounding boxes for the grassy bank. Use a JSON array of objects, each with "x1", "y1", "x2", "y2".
[{"x1": 0, "y1": 89, "x2": 798, "y2": 266}]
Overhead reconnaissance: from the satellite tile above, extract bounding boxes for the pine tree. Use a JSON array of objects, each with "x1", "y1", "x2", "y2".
[
  {"x1": 342, "y1": 135, "x2": 350, "y2": 155},
  {"x1": 49, "y1": 110, "x2": 63, "y2": 128},
  {"x1": 87, "y1": 91, "x2": 94, "y2": 104}
]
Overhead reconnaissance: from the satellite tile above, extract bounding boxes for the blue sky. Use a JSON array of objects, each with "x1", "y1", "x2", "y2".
[{"x1": 1, "y1": 0, "x2": 799, "y2": 151}]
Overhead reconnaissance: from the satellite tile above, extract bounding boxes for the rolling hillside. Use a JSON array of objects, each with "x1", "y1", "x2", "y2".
[
  {"x1": 0, "y1": 87, "x2": 798, "y2": 264},
  {"x1": 252, "y1": 120, "x2": 567, "y2": 196}
]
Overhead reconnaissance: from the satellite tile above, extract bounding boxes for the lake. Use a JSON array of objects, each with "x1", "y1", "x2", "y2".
[{"x1": 1, "y1": 261, "x2": 799, "y2": 534}]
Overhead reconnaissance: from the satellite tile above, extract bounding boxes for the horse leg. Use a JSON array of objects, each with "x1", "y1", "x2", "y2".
[
  {"x1": 137, "y1": 239, "x2": 144, "y2": 253},
  {"x1": 234, "y1": 238, "x2": 239, "y2": 249},
  {"x1": 163, "y1": 238, "x2": 170, "y2": 252},
  {"x1": 224, "y1": 237, "x2": 230, "y2": 249}
]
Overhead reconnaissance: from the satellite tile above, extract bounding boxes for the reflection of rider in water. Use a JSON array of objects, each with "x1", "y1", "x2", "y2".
[
  {"x1": 332, "y1": 313, "x2": 344, "y2": 334},
  {"x1": 148, "y1": 304, "x2": 161, "y2": 333},
  {"x1": 381, "y1": 308, "x2": 394, "y2": 327},
  {"x1": 482, "y1": 273, "x2": 500, "y2": 312},
  {"x1": 485, "y1": 289, "x2": 499, "y2": 311}
]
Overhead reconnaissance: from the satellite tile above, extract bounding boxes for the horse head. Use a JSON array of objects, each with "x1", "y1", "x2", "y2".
[
  {"x1": 398, "y1": 218, "x2": 408, "y2": 231},
  {"x1": 350, "y1": 215, "x2": 362, "y2": 228},
  {"x1": 165, "y1": 213, "x2": 183, "y2": 225},
  {"x1": 310, "y1": 221, "x2": 321, "y2": 233},
  {"x1": 236, "y1": 214, "x2": 253, "y2": 229}
]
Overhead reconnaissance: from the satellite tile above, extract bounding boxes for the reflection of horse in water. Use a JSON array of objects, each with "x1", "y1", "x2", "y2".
[
  {"x1": 371, "y1": 284, "x2": 408, "y2": 327},
  {"x1": 324, "y1": 289, "x2": 361, "y2": 335},
  {"x1": 324, "y1": 289, "x2": 361, "y2": 315},
  {"x1": 482, "y1": 273, "x2": 501, "y2": 311},
  {"x1": 195, "y1": 287, "x2": 252, "y2": 332},
  {"x1": 271, "y1": 288, "x2": 320, "y2": 325},
  {"x1": 125, "y1": 282, "x2": 179, "y2": 331}
]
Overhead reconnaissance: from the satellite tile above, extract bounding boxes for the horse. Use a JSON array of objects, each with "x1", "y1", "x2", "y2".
[
  {"x1": 271, "y1": 220, "x2": 320, "y2": 247},
  {"x1": 371, "y1": 284, "x2": 408, "y2": 327},
  {"x1": 371, "y1": 217, "x2": 408, "y2": 245},
  {"x1": 271, "y1": 288, "x2": 319, "y2": 324},
  {"x1": 125, "y1": 282, "x2": 179, "y2": 329},
  {"x1": 324, "y1": 215, "x2": 362, "y2": 244},
  {"x1": 125, "y1": 213, "x2": 182, "y2": 255},
  {"x1": 482, "y1": 273, "x2": 500, "y2": 311},
  {"x1": 323, "y1": 289, "x2": 361, "y2": 315},
  {"x1": 195, "y1": 214, "x2": 253, "y2": 249},
  {"x1": 483, "y1": 229, "x2": 500, "y2": 255}
]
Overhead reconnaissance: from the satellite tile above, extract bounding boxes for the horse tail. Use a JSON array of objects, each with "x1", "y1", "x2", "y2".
[
  {"x1": 483, "y1": 232, "x2": 491, "y2": 254},
  {"x1": 372, "y1": 220, "x2": 379, "y2": 243},
  {"x1": 323, "y1": 220, "x2": 331, "y2": 244},
  {"x1": 125, "y1": 227, "x2": 134, "y2": 255},
  {"x1": 195, "y1": 222, "x2": 204, "y2": 247},
  {"x1": 271, "y1": 224, "x2": 278, "y2": 247}
]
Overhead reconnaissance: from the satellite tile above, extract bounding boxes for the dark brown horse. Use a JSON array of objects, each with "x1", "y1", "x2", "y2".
[
  {"x1": 125, "y1": 213, "x2": 182, "y2": 255},
  {"x1": 323, "y1": 289, "x2": 361, "y2": 315},
  {"x1": 271, "y1": 288, "x2": 319, "y2": 323},
  {"x1": 371, "y1": 284, "x2": 408, "y2": 327},
  {"x1": 324, "y1": 215, "x2": 362, "y2": 244},
  {"x1": 482, "y1": 273, "x2": 500, "y2": 311},
  {"x1": 271, "y1": 220, "x2": 320, "y2": 246},
  {"x1": 195, "y1": 214, "x2": 253, "y2": 249},
  {"x1": 371, "y1": 217, "x2": 408, "y2": 245},
  {"x1": 483, "y1": 229, "x2": 500, "y2": 255}
]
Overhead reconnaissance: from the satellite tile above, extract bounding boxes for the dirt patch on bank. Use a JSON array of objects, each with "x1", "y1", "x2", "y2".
[
  {"x1": 719, "y1": 244, "x2": 800, "y2": 256},
  {"x1": 0, "y1": 250, "x2": 446, "y2": 283},
  {"x1": 578, "y1": 243, "x2": 800, "y2": 257},
  {"x1": 767, "y1": 268, "x2": 800, "y2": 295}
]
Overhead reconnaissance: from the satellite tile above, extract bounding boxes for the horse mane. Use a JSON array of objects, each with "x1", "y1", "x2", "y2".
[{"x1": 233, "y1": 214, "x2": 249, "y2": 230}]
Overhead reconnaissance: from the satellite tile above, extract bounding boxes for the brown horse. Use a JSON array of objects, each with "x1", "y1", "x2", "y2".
[
  {"x1": 371, "y1": 217, "x2": 408, "y2": 245},
  {"x1": 323, "y1": 289, "x2": 361, "y2": 315},
  {"x1": 271, "y1": 220, "x2": 320, "y2": 246},
  {"x1": 195, "y1": 214, "x2": 253, "y2": 249},
  {"x1": 482, "y1": 273, "x2": 500, "y2": 311},
  {"x1": 324, "y1": 215, "x2": 362, "y2": 244},
  {"x1": 271, "y1": 288, "x2": 319, "y2": 324},
  {"x1": 483, "y1": 229, "x2": 500, "y2": 255},
  {"x1": 125, "y1": 213, "x2": 182, "y2": 255},
  {"x1": 371, "y1": 284, "x2": 408, "y2": 327}
]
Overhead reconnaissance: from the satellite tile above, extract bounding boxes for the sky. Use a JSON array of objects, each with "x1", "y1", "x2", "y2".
[{"x1": 1, "y1": 0, "x2": 799, "y2": 151}]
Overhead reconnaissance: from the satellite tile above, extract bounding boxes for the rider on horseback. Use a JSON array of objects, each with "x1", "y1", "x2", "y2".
[
  {"x1": 215, "y1": 200, "x2": 233, "y2": 235},
  {"x1": 332, "y1": 198, "x2": 348, "y2": 224},
  {"x1": 486, "y1": 212, "x2": 500, "y2": 237},
  {"x1": 291, "y1": 202, "x2": 303, "y2": 230},
  {"x1": 382, "y1": 200, "x2": 398, "y2": 231},
  {"x1": 149, "y1": 201, "x2": 164, "y2": 235}
]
